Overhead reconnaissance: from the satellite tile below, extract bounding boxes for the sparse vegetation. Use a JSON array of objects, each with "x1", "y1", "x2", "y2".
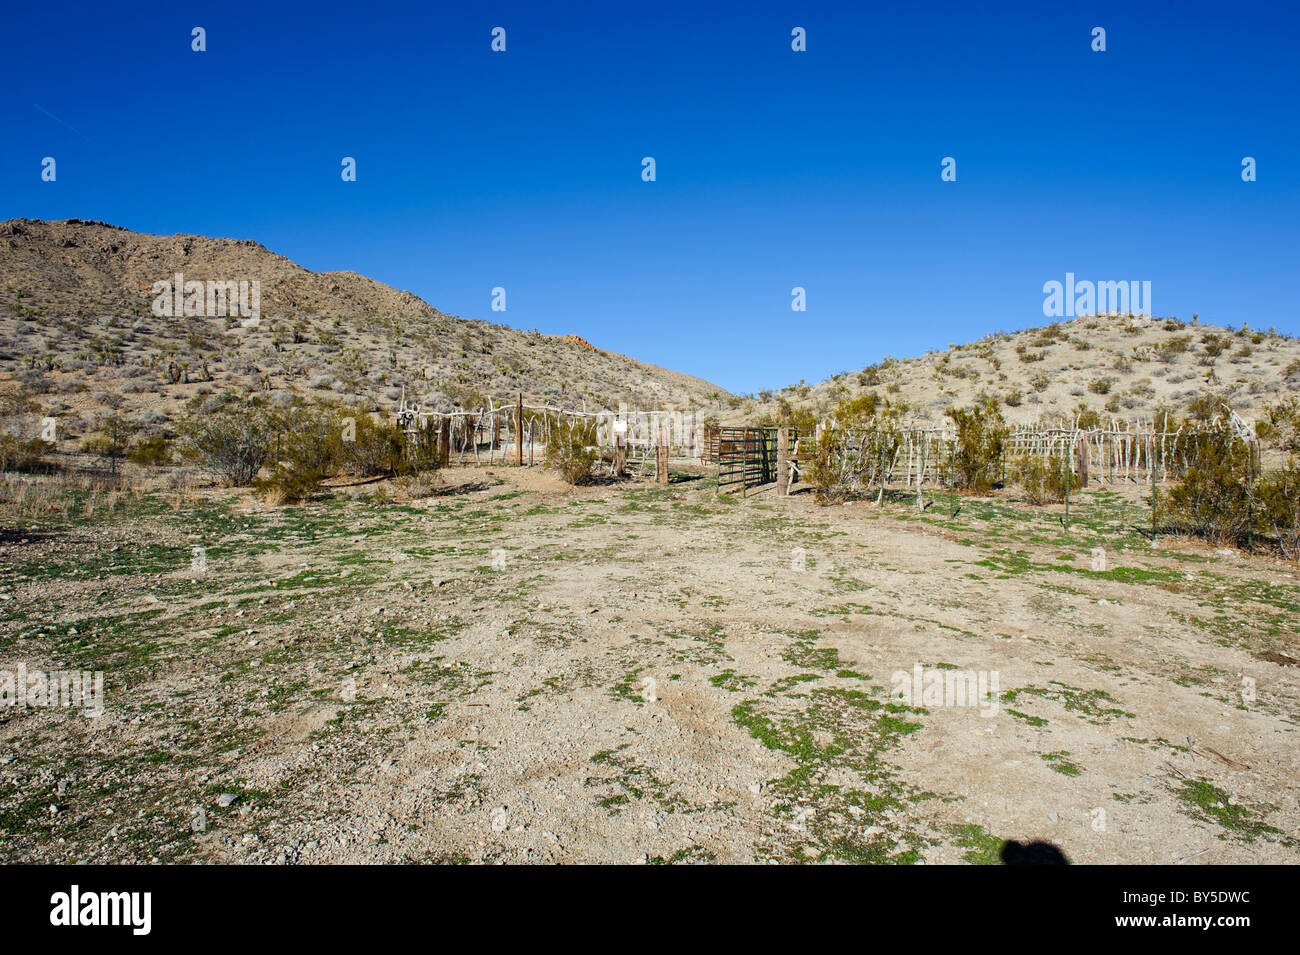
[
  {"x1": 947, "y1": 396, "x2": 1007, "y2": 493},
  {"x1": 176, "y1": 394, "x2": 275, "y2": 487},
  {"x1": 545, "y1": 417, "x2": 598, "y2": 486},
  {"x1": 1015, "y1": 452, "x2": 1074, "y2": 505},
  {"x1": 3, "y1": 220, "x2": 1299, "y2": 867},
  {"x1": 811, "y1": 393, "x2": 904, "y2": 504}
]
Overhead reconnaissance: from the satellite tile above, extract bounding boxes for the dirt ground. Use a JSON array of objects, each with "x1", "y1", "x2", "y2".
[{"x1": 1, "y1": 464, "x2": 1297, "y2": 864}]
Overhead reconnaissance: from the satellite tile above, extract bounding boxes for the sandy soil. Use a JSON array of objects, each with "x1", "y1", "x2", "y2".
[{"x1": 1, "y1": 465, "x2": 1296, "y2": 864}]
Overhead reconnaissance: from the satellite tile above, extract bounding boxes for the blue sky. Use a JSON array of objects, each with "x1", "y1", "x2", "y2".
[{"x1": 4, "y1": 0, "x2": 1297, "y2": 394}]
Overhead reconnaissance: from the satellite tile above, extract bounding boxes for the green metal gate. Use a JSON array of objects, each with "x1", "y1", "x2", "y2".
[{"x1": 717, "y1": 427, "x2": 781, "y2": 496}]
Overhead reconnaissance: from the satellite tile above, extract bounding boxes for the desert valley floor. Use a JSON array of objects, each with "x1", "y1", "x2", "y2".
[{"x1": 1, "y1": 466, "x2": 1297, "y2": 864}]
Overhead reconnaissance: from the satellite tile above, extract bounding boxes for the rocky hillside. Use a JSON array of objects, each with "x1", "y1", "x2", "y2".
[
  {"x1": 738, "y1": 313, "x2": 1300, "y2": 427},
  {"x1": 5, "y1": 218, "x2": 1297, "y2": 451},
  {"x1": 0, "y1": 219, "x2": 728, "y2": 446}
]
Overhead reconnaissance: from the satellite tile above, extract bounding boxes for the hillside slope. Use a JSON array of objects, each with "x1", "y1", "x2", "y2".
[
  {"x1": 738, "y1": 313, "x2": 1300, "y2": 427},
  {"x1": 0, "y1": 219, "x2": 728, "y2": 443}
]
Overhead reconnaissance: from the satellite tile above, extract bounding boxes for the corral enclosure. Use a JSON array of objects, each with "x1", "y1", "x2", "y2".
[{"x1": 395, "y1": 394, "x2": 1264, "y2": 504}]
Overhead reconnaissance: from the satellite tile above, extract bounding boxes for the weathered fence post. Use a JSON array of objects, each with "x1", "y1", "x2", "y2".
[
  {"x1": 515, "y1": 393, "x2": 524, "y2": 466},
  {"x1": 656, "y1": 424, "x2": 669, "y2": 484},
  {"x1": 1063, "y1": 435, "x2": 1074, "y2": 531},
  {"x1": 777, "y1": 427, "x2": 791, "y2": 496}
]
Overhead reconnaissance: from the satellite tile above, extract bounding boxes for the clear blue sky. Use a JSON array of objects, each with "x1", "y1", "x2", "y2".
[{"x1": 4, "y1": 0, "x2": 1297, "y2": 395}]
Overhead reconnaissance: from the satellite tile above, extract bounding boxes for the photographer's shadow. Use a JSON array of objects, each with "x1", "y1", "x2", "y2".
[{"x1": 1000, "y1": 840, "x2": 1070, "y2": 865}]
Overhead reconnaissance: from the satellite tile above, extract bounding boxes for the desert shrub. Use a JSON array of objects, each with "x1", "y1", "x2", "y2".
[
  {"x1": 383, "y1": 470, "x2": 443, "y2": 502},
  {"x1": 80, "y1": 416, "x2": 136, "y2": 474},
  {"x1": 1257, "y1": 468, "x2": 1300, "y2": 560},
  {"x1": 545, "y1": 417, "x2": 597, "y2": 485},
  {"x1": 0, "y1": 434, "x2": 53, "y2": 473},
  {"x1": 857, "y1": 365, "x2": 882, "y2": 386},
  {"x1": 760, "y1": 396, "x2": 819, "y2": 439},
  {"x1": 811, "y1": 394, "x2": 904, "y2": 504},
  {"x1": 0, "y1": 384, "x2": 54, "y2": 474},
  {"x1": 946, "y1": 396, "x2": 1007, "y2": 493},
  {"x1": 231, "y1": 398, "x2": 439, "y2": 503},
  {"x1": 1088, "y1": 377, "x2": 1113, "y2": 395},
  {"x1": 258, "y1": 402, "x2": 347, "y2": 503},
  {"x1": 1032, "y1": 324, "x2": 1064, "y2": 347},
  {"x1": 342, "y1": 412, "x2": 409, "y2": 476},
  {"x1": 1200, "y1": 334, "x2": 1227, "y2": 359},
  {"x1": 177, "y1": 395, "x2": 275, "y2": 486},
  {"x1": 1253, "y1": 398, "x2": 1300, "y2": 559},
  {"x1": 257, "y1": 466, "x2": 322, "y2": 505},
  {"x1": 0, "y1": 385, "x2": 39, "y2": 416},
  {"x1": 1156, "y1": 336, "x2": 1190, "y2": 362},
  {"x1": 1159, "y1": 397, "x2": 1256, "y2": 545},
  {"x1": 1256, "y1": 396, "x2": 1300, "y2": 455},
  {"x1": 1161, "y1": 430, "x2": 1255, "y2": 544},
  {"x1": 1015, "y1": 453, "x2": 1075, "y2": 505},
  {"x1": 1075, "y1": 409, "x2": 1102, "y2": 429},
  {"x1": 127, "y1": 434, "x2": 172, "y2": 467}
]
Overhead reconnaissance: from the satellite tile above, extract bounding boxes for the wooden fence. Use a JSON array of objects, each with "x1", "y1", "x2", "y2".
[
  {"x1": 394, "y1": 394, "x2": 710, "y2": 475},
  {"x1": 819, "y1": 413, "x2": 1260, "y2": 491},
  {"x1": 394, "y1": 394, "x2": 1259, "y2": 493}
]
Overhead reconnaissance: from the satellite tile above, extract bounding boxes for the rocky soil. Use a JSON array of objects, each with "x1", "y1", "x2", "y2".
[{"x1": 2, "y1": 464, "x2": 1296, "y2": 864}]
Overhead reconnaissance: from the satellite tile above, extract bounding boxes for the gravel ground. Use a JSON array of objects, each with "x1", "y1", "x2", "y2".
[{"x1": 2, "y1": 465, "x2": 1297, "y2": 864}]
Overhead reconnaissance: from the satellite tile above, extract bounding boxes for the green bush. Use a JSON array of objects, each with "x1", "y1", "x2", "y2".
[
  {"x1": 1160, "y1": 397, "x2": 1254, "y2": 545},
  {"x1": 1156, "y1": 336, "x2": 1190, "y2": 362},
  {"x1": 1255, "y1": 397, "x2": 1300, "y2": 559},
  {"x1": 127, "y1": 435, "x2": 172, "y2": 467},
  {"x1": 80, "y1": 416, "x2": 136, "y2": 474},
  {"x1": 811, "y1": 394, "x2": 905, "y2": 504},
  {"x1": 1257, "y1": 468, "x2": 1300, "y2": 560},
  {"x1": 1015, "y1": 453, "x2": 1075, "y2": 505},
  {"x1": 1150, "y1": 396, "x2": 1300, "y2": 557},
  {"x1": 947, "y1": 396, "x2": 1007, "y2": 493},
  {"x1": 545, "y1": 417, "x2": 597, "y2": 485},
  {"x1": 177, "y1": 395, "x2": 275, "y2": 486},
  {"x1": 0, "y1": 433, "x2": 53, "y2": 473},
  {"x1": 179, "y1": 395, "x2": 437, "y2": 501},
  {"x1": 1162, "y1": 430, "x2": 1254, "y2": 544},
  {"x1": 340, "y1": 411, "x2": 406, "y2": 477},
  {"x1": 258, "y1": 402, "x2": 344, "y2": 503}
]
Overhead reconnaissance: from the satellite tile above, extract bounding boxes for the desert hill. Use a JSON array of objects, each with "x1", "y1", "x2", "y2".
[
  {"x1": 0, "y1": 219, "x2": 729, "y2": 445},
  {"x1": 4, "y1": 219, "x2": 1298, "y2": 451},
  {"x1": 737, "y1": 313, "x2": 1300, "y2": 428}
]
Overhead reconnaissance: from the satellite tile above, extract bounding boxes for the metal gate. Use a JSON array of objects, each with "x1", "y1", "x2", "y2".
[{"x1": 717, "y1": 427, "x2": 780, "y2": 496}]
